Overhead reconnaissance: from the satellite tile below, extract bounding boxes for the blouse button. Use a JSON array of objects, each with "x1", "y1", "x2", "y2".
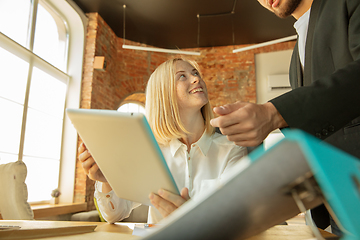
[
  {"x1": 106, "y1": 194, "x2": 110, "y2": 198},
  {"x1": 188, "y1": 157, "x2": 190, "y2": 160}
]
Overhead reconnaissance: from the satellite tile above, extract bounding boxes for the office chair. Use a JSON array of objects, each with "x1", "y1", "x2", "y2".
[{"x1": 0, "y1": 160, "x2": 34, "y2": 220}]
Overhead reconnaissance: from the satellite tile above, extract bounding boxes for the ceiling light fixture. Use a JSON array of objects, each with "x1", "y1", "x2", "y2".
[
  {"x1": 121, "y1": 5, "x2": 201, "y2": 56},
  {"x1": 122, "y1": 44, "x2": 201, "y2": 56},
  {"x1": 232, "y1": 35, "x2": 297, "y2": 53}
]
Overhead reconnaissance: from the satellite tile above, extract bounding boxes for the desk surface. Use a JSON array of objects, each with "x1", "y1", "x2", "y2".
[{"x1": 0, "y1": 220, "x2": 336, "y2": 240}]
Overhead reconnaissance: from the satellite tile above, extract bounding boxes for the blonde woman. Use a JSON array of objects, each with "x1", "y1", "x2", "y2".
[{"x1": 78, "y1": 57, "x2": 247, "y2": 224}]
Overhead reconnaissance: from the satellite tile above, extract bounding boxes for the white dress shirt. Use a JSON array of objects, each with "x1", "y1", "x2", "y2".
[
  {"x1": 94, "y1": 131, "x2": 247, "y2": 224},
  {"x1": 294, "y1": 8, "x2": 311, "y2": 71}
]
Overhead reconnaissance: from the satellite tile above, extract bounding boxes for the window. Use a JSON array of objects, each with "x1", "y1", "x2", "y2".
[
  {"x1": 118, "y1": 103, "x2": 145, "y2": 114},
  {"x1": 118, "y1": 93, "x2": 146, "y2": 114},
  {"x1": 0, "y1": 0, "x2": 85, "y2": 203}
]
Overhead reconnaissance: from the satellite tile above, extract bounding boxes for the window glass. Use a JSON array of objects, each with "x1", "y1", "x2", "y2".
[
  {"x1": 23, "y1": 108, "x2": 64, "y2": 159},
  {"x1": 0, "y1": 152, "x2": 19, "y2": 164},
  {"x1": 0, "y1": 0, "x2": 31, "y2": 47},
  {"x1": 0, "y1": 46, "x2": 28, "y2": 162},
  {"x1": 0, "y1": 47, "x2": 29, "y2": 105},
  {"x1": 24, "y1": 67, "x2": 66, "y2": 159},
  {"x1": 24, "y1": 156, "x2": 59, "y2": 202},
  {"x1": 0, "y1": 98, "x2": 23, "y2": 158},
  {"x1": 118, "y1": 103, "x2": 145, "y2": 114},
  {"x1": 33, "y1": 1, "x2": 67, "y2": 71},
  {"x1": 27, "y1": 67, "x2": 67, "y2": 118}
]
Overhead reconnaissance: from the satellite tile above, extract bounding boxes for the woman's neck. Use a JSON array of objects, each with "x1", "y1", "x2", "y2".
[{"x1": 179, "y1": 110, "x2": 205, "y2": 151}]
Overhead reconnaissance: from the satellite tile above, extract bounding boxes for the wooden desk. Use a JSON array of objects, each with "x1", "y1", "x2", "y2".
[
  {"x1": 0, "y1": 203, "x2": 88, "y2": 220},
  {"x1": 0, "y1": 220, "x2": 336, "y2": 240},
  {"x1": 1, "y1": 220, "x2": 136, "y2": 240}
]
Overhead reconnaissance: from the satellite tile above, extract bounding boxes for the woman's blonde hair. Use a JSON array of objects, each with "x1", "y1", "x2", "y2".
[{"x1": 145, "y1": 57, "x2": 214, "y2": 145}]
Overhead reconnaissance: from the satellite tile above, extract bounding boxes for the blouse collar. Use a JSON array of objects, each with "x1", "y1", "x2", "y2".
[{"x1": 169, "y1": 130, "x2": 212, "y2": 157}]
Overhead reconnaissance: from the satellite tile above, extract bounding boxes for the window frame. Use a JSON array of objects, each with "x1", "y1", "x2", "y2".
[
  {"x1": 50, "y1": 0, "x2": 87, "y2": 204},
  {"x1": 0, "y1": 0, "x2": 86, "y2": 203}
]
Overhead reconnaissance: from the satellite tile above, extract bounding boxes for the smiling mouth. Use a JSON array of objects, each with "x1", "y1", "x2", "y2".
[{"x1": 189, "y1": 88, "x2": 204, "y2": 94}]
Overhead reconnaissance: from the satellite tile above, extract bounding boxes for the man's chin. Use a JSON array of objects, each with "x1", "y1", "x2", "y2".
[{"x1": 274, "y1": 10, "x2": 293, "y2": 19}]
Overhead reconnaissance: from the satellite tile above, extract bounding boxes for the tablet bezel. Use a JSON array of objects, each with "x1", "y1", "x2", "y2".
[{"x1": 66, "y1": 108, "x2": 179, "y2": 206}]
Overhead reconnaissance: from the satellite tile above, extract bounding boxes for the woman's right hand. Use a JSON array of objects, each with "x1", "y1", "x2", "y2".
[{"x1": 78, "y1": 142, "x2": 107, "y2": 183}]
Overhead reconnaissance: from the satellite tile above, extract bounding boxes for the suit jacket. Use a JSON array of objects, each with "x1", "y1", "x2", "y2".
[
  {"x1": 270, "y1": 0, "x2": 360, "y2": 159},
  {"x1": 270, "y1": 0, "x2": 360, "y2": 230}
]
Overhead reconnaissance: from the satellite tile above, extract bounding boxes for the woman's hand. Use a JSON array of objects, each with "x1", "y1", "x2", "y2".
[
  {"x1": 149, "y1": 187, "x2": 190, "y2": 218},
  {"x1": 78, "y1": 142, "x2": 107, "y2": 183}
]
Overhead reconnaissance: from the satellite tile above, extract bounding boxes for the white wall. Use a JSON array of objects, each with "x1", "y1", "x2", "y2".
[
  {"x1": 255, "y1": 49, "x2": 293, "y2": 147},
  {"x1": 255, "y1": 50, "x2": 293, "y2": 104}
]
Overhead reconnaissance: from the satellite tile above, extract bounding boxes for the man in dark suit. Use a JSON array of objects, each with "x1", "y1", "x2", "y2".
[{"x1": 210, "y1": 0, "x2": 360, "y2": 236}]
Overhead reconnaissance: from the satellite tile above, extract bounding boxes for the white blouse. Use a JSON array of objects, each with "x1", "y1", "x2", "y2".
[{"x1": 94, "y1": 131, "x2": 247, "y2": 224}]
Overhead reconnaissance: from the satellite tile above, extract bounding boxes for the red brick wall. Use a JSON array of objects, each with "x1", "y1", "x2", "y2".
[{"x1": 75, "y1": 13, "x2": 296, "y2": 209}]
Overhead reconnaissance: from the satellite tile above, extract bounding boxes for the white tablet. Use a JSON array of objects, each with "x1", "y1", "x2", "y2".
[{"x1": 66, "y1": 108, "x2": 179, "y2": 206}]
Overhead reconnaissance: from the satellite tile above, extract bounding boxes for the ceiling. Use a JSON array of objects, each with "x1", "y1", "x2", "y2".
[{"x1": 71, "y1": 0, "x2": 296, "y2": 49}]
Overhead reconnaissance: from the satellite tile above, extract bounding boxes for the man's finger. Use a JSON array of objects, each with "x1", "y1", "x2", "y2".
[
  {"x1": 211, "y1": 103, "x2": 249, "y2": 128},
  {"x1": 211, "y1": 115, "x2": 239, "y2": 129},
  {"x1": 227, "y1": 133, "x2": 265, "y2": 147},
  {"x1": 212, "y1": 106, "x2": 228, "y2": 115},
  {"x1": 220, "y1": 119, "x2": 258, "y2": 137},
  {"x1": 213, "y1": 102, "x2": 247, "y2": 115}
]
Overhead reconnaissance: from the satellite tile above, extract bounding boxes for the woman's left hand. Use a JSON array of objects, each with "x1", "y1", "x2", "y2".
[{"x1": 149, "y1": 187, "x2": 190, "y2": 218}]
